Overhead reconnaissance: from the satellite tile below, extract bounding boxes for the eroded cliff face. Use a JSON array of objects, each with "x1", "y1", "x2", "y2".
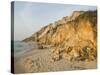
[{"x1": 23, "y1": 10, "x2": 97, "y2": 62}]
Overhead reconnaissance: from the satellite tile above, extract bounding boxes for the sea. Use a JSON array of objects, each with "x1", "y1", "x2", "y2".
[{"x1": 14, "y1": 41, "x2": 38, "y2": 56}]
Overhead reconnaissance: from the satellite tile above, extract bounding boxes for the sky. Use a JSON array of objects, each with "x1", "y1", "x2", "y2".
[{"x1": 13, "y1": 1, "x2": 97, "y2": 41}]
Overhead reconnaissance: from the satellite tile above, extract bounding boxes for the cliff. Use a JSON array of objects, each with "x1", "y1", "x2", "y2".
[{"x1": 23, "y1": 10, "x2": 97, "y2": 62}]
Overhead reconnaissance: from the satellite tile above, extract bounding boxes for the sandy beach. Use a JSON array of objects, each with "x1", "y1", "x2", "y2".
[{"x1": 14, "y1": 48, "x2": 97, "y2": 74}]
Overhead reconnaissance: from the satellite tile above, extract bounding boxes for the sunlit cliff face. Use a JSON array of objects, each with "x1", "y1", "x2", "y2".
[{"x1": 23, "y1": 10, "x2": 97, "y2": 62}]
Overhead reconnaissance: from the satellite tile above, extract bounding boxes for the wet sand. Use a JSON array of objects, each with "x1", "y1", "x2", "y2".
[{"x1": 14, "y1": 48, "x2": 97, "y2": 74}]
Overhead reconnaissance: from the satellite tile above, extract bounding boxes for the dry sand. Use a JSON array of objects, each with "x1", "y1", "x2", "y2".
[{"x1": 14, "y1": 48, "x2": 97, "y2": 74}]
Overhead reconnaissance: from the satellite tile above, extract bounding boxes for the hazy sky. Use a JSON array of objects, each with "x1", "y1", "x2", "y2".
[{"x1": 14, "y1": 1, "x2": 97, "y2": 41}]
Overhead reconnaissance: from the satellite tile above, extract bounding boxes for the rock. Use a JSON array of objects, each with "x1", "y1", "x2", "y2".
[
  {"x1": 23, "y1": 10, "x2": 97, "y2": 62},
  {"x1": 22, "y1": 57, "x2": 41, "y2": 72}
]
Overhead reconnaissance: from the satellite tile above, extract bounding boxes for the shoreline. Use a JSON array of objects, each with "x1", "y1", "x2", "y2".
[{"x1": 14, "y1": 48, "x2": 97, "y2": 74}]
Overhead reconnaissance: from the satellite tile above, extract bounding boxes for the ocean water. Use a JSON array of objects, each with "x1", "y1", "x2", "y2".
[{"x1": 14, "y1": 41, "x2": 38, "y2": 56}]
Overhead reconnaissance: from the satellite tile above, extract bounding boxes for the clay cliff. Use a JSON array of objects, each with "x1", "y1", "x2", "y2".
[{"x1": 23, "y1": 10, "x2": 97, "y2": 62}]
